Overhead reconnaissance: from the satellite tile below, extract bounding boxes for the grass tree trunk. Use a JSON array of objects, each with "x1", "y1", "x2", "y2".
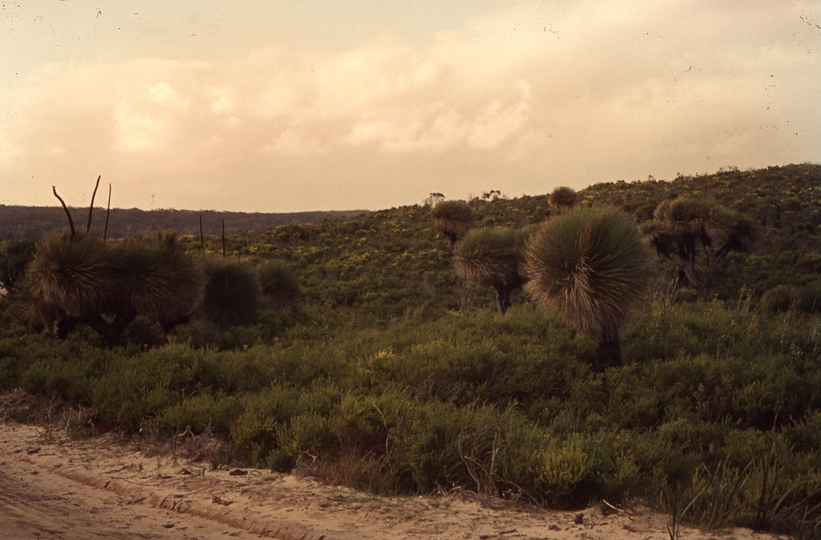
[
  {"x1": 697, "y1": 242, "x2": 731, "y2": 301},
  {"x1": 444, "y1": 231, "x2": 459, "y2": 255},
  {"x1": 594, "y1": 337, "x2": 622, "y2": 370},
  {"x1": 494, "y1": 282, "x2": 518, "y2": 314},
  {"x1": 109, "y1": 305, "x2": 139, "y2": 345},
  {"x1": 51, "y1": 315, "x2": 78, "y2": 340},
  {"x1": 643, "y1": 197, "x2": 758, "y2": 303},
  {"x1": 81, "y1": 313, "x2": 116, "y2": 348}
]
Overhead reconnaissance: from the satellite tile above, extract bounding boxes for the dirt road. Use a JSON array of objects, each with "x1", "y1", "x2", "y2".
[{"x1": 0, "y1": 419, "x2": 785, "y2": 540}]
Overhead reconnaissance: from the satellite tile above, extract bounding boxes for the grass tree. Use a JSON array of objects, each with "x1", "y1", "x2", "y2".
[
  {"x1": 641, "y1": 197, "x2": 757, "y2": 301},
  {"x1": 430, "y1": 200, "x2": 473, "y2": 255},
  {"x1": 548, "y1": 186, "x2": 578, "y2": 213},
  {"x1": 525, "y1": 206, "x2": 651, "y2": 370},
  {"x1": 257, "y1": 259, "x2": 300, "y2": 309},
  {"x1": 114, "y1": 231, "x2": 201, "y2": 334},
  {"x1": 453, "y1": 225, "x2": 538, "y2": 314},
  {"x1": 24, "y1": 230, "x2": 202, "y2": 346},
  {"x1": 24, "y1": 231, "x2": 121, "y2": 342},
  {"x1": 195, "y1": 260, "x2": 261, "y2": 327}
]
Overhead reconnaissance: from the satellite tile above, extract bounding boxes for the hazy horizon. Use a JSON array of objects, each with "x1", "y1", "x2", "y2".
[
  {"x1": 2, "y1": 1, "x2": 819, "y2": 213},
  {"x1": 2, "y1": 163, "x2": 817, "y2": 215}
]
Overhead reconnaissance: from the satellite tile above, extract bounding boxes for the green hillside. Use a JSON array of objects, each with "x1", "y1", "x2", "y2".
[
  {"x1": 209, "y1": 163, "x2": 820, "y2": 314},
  {"x1": 1, "y1": 163, "x2": 820, "y2": 537}
]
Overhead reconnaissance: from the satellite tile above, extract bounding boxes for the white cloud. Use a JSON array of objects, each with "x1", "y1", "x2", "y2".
[
  {"x1": 209, "y1": 87, "x2": 237, "y2": 115},
  {"x1": 147, "y1": 82, "x2": 189, "y2": 109},
  {"x1": 1, "y1": 0, "x2": 817, "y2": 211},
  {"x1": 45, "y1": 144, "x2": 67, "y2": 156},
  {"x1": 467, "y1": 82, "x2": 532, "y2": 150},
  {"x1": 414, "y1": 111, "x2": 469, "y2": 152},
  {"x1": 263, "y1": 128, "x2": 326, "y2": 157},
  {"x1": 0, "y1": 131, "x2": 27, "y2": 166},
  {"x1": 308, "y1": 44, "x2": 446, "y2": 121},
  {"x1": 113, "y1": 100, "x2": 163, "y2": 152}
]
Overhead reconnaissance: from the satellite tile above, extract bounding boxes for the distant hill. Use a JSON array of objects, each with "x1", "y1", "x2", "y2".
[
  {"x1": 4, "y1": 164, "x2": 819, "y2": 305},
  {"x1": 0, "y1": 206, "x2": 370, "y2": 241},
  {"x1": 215, "y1": 163, "x2": 820, "y2": 313}
]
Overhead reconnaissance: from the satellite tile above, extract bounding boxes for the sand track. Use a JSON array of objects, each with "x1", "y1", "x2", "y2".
[{"x1": 0, "y1": 420, "x2": 785, "y2": 540}]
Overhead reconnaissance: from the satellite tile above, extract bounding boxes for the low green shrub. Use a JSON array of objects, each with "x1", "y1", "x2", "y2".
[
  {"x1": 798, "y1": 280, "x2": 821, "y2": 314},
  {"x1": 760, "y1": 285, "x2": 798, "y2": 314},
  {"x1": 536, "y1": 434, "x2": 614, "y2": 507},
  {"x1": 2, "y1": 283, "x2": 821, "y2": 534},
  {"x1": 276, "y1": 412, "x2": 339, "y2": 461},
  {"x1": 154, "y1": 392, "x2": 241, "y2": 435}
]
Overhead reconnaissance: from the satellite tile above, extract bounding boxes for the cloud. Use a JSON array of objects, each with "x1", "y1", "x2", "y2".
[
  {"x1": 209, "y1": 87, "x2": 237, "y2": 115},
  {"x1": 113, "y1": 100, "x2": 163, "y2": 152},
  {"x1": 112, "y1": 80, "x2": 190, "y2": 153},
  {"x1": 262, "y1": 128, "x2": 326, "y2": 157},
  {"x1": 147, "y1": 81, "x2": 189, "y2": 109},
  {"x1": 467, "y1": 88, "x2": 532, "y2": 150},
  {"x1": 45, "y1": 144, "x2": 67, "y2": 156},
  {"x1": 1, "y1": 0, "x2": 818, "y2": 211},
  {"x1": 0, "y1": 131, "x2": 27, "y2": 166}
]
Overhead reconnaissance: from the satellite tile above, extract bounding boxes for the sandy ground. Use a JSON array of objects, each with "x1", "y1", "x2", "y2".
[{"x1": 0, "y1": 417, "x2": 787, "y2": 540}]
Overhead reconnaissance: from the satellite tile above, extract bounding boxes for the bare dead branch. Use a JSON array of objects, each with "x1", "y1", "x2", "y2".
[
  {"x1": 52, "y1": 186, "x2": 76, "y2": 240},
  {"x1": 86, "y1": 175, "x2": 101, "y2": 234},
  {"x1": 103, "y1": 183, "x2": 112, "y2": 241}
]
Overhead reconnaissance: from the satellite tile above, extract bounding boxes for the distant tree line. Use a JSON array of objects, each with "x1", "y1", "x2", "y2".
[{"x1": 0, "y1": 205, "x2": 369, "y2": 242}]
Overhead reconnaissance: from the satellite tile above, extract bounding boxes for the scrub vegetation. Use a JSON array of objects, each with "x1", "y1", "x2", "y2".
[{"x1": 2, "y1": 164, "x2": 821, "y2": 538}]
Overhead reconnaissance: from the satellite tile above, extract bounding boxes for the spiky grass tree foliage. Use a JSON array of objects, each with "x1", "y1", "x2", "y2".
[
  {"x1": 430, "y1": 200, "x2": 473, "y2": 255},
  {"x1": 454, "y1": 227, "x2": 525, "y2": 314},
  {"x1": 525, "y1": 206, "x2": 651, "y2": 369},
  {"x1": 641, "y1": 197, "x2": 757, "y2": 301},
  {"x1": 453, "y1": 223, "x2": 539, "y2": 314},
  {"x1": 115, "y1": 231, "x2": 201, "y2": 333},
  {"x1": 548, "y1": 186, "x2": 578, "y2": 213},
  {"x1": 257, "y1": 260, "x2": 300, "y2": 308},
  {"x1": 23, "y1": 230, "x2": 202, "y2": 345},
  {"x1": 25, "y1": 231, "x2": 121, "y2": 340},
  {"x1": 195, "y1": 260, "x2": 261, "y2": 327}
]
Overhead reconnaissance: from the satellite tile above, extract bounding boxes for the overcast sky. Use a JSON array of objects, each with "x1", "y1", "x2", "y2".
[{"x1": 1, "y1": 1, "x2": 819, "y2": 212}]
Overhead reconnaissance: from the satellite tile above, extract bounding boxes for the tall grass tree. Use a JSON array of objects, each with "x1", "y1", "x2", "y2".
[
  {"x1": 23, "y1": 230, "x2": 202, "y2": 346},
  {"x1": 548, "y1": 186, "x2": 578, "y2": 213},
  {"x1": 257, "y1": 259, "x2": 300, "y2": 309},
  {"x1": 525, "y1": 206, "x2": 652, "y2": 369},
  {"x1": 641, "y1": 197, "x2": 757, "y2": 301},
  {"x1": 24, "y1": 231, "x2": 121, "y2": 342},
  {"x1": 430, "y1": 200, "x2": 473, "y2": 255},
  {"x1": 453, "y1": 226, "x2": 537, "y2": 314},
  {"x1": 195, "y1": 260, "x2": 261, "y2": 327},
  {"x1": 114, "y1": 231, "x2": 201, "y2": 334}
]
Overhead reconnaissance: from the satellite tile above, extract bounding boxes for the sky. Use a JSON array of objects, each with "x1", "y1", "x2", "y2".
[{"x1": 1, "y1": 0, "x2": 819, "y2": 213}]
